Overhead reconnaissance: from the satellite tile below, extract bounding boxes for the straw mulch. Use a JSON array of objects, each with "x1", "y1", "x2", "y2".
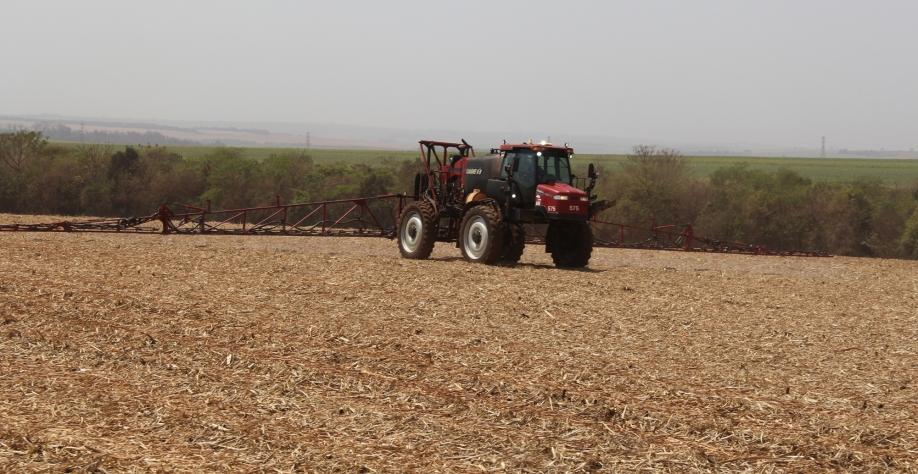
[{"x1": 1, "y1": 214, "x2": 916, "y2": 472}]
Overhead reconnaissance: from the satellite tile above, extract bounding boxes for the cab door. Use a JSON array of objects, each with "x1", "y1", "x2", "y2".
[
  {"x1": 510, "y1": 152, "x2": 537, "y2": 207},
  {"x1": 485, "y1": 153, "x2": 513, "y2": 204}
]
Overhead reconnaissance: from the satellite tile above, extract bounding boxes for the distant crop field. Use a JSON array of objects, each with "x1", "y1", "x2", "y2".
[
  {"x1": 169, "y1": 145, "x2": 418, "y2": 165},
  {"x1": 581, "y1": 154, "x2": 918, "y2": 184},
  {"x1": 55, "y1": 142, "x2": 918, "y2": 184}
]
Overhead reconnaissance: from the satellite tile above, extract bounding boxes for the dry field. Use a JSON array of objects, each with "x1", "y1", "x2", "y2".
[{"x1": 1, "y1": 214, "x2": 916, "y2": 472}]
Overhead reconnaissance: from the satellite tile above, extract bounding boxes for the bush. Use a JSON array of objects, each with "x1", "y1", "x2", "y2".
[
  {"x1": 899, "y1": 208, "x2": 918, "y2": 258},
  {"x1": 599, "y1": 146, "x2": 702, "y2": 225},
  {"x1": 595, "y1": 146, "x2": 918, "y2": 258}
]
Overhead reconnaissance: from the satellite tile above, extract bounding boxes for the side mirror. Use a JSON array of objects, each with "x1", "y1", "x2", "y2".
[{"x1": 588, "y1": 163, "x2": 597, "y2": 179}]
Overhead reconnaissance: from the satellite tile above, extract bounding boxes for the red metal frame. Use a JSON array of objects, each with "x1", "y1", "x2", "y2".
[
  {"x1": 586, "y1": 220, "x2": 829, "y2": 257},
  {"x1": 160, "y1": 194, "x2": 407, "y2": 237},
  {"x1": 417, "y1": 140, "x2": 474, "y2": 204},
  {"x1": 1, "y1": 194, "x2": 408, "y2": 238}
]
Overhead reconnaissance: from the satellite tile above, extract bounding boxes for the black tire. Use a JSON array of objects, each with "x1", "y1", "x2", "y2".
[
  {"x1": 500, "y1": 223, "x2": 525, "y2": 264},
  {"x1": 397, "y1": 201, "x2": 437, "y2": 259},
  {"x1": 459, "y1": 204, "x2": 504, "y2": 264},
  {"x1": 546, "y1": 221, "x2": 592, "y2": 268}
]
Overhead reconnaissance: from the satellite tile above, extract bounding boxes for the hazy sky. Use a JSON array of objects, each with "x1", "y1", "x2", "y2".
[{"x1": 2, "y1": 0, "x2": 917, "y2": 150}]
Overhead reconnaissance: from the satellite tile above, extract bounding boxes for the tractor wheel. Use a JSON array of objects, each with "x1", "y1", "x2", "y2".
[
  {"x1": 546, "y1": 221, "x2": 593, "y2": 268},
  {"x1": 397, "y1": 201, "x2": 437, "y2": 259},
  {"x1": 500, "y1": 223, "x2": 525, "y2": 264},
  {"x1": 459, "y1": 204, "x2": 504, "y2": 264}
]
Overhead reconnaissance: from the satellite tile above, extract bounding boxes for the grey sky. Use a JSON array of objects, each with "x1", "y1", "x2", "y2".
[{"x1": 2, "y1": 0, "x2": 917, "y2": 150}]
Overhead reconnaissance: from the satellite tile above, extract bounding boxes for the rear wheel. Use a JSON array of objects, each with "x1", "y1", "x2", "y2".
[
  {"x1": 500, "y1": 223, "x2": 525, "y2": 264},
  {"x1": 546, "y1": 221, "x2": 592, "y2": 268},
  {"x1": 397, "y1": 201, "x2": 437, "y2": 259},
  {"x1": 459, "y1": 205, "x2": 504, "y2": 264}
]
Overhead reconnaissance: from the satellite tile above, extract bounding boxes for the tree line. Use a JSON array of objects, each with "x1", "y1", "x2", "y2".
[
  {"x1": 0, "y1": 131, "x2": 415, "y2": 217},
  {"x1": 594, "y1": 146, "x2": 918, "y2": 259},
  {"x1": 1, "y1": 131, "x2": 917, "y2": 259},
  {"x1": 35, "y1": 123, "x2": 201, "y2": 146}
]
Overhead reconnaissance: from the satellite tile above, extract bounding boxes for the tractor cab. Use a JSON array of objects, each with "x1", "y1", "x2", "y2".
[
  {"x1": 483, "y1": 141, "x2": 594, "y2": 221},
  {"x1": 495, "y1": 143, "x2": 576, "y2": 206}
]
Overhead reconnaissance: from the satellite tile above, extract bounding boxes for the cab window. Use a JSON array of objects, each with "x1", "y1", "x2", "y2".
[
  {"x1": 499, "y1": 153, "x2": 515, "y2": 179},
  {"x1": 537, "y1": 152, "x2": 572, "y2": 184}
]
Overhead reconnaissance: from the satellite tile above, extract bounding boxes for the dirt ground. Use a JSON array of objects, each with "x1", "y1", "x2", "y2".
[{"x1": 1, "y1": 215, "x2": 916, "y2": 472}]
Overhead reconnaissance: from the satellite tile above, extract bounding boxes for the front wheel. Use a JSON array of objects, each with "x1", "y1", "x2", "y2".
[
  {"x1": 459, "y1": 205, "x2": 504, "y2": 264},
  {"x1": 546, "y1": 221, "x2": 592, "y2": 268}
]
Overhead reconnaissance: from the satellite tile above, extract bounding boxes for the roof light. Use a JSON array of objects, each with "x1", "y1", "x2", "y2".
[{"x1": 539, "y1": 140, "x2": 548, "y2": 146}]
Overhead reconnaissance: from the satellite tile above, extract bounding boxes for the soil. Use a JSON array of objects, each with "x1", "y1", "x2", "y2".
[{"x1": 1, "y1": 214, "x2": 916, "y2": 472}]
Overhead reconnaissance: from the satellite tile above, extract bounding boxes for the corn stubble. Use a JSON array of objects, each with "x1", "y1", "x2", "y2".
[{"x1": 0, "y1": 213, "x2": 916, "y2": 472}]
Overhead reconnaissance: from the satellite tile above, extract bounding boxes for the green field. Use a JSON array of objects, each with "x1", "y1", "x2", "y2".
[
  {"x1": 166, "y1": 145, "x2": 418, "y2": 165},
  {"x1": 57, "y1": 142, "x2": 918, "y2": 185},
  {"x1": 580, "y1": 154, "x2": 918, "y2": 184}
]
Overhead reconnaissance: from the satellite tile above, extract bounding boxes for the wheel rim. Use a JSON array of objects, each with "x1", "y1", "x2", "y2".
[
  {"x1": 400, "y1": 211, "x2": 423, "y2": 253},
  {"x1": 464, "y1": 216, "x2": 489, "y2": 260}
]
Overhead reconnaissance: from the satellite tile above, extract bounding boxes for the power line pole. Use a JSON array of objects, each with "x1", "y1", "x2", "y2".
[
  {"x1": 306, "y1": 131, "x2": 311, "y2": 149},
  {"x1": 821, "y1": 136, "x2": 826, "y2": 158}
]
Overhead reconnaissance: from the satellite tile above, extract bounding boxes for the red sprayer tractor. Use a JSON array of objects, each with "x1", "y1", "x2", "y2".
[{"x1": 398, "y1": 140, "x2": 601, "y2": 267}]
